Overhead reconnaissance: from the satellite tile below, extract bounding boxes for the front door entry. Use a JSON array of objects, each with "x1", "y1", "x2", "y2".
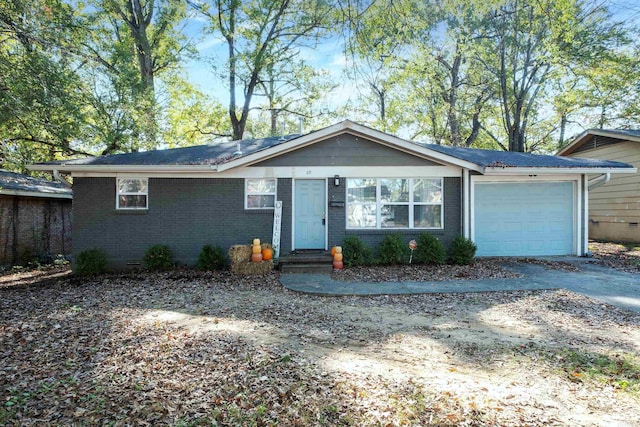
[{"x1": 294, "y1": 179, "x2": 326, "y2": 249}]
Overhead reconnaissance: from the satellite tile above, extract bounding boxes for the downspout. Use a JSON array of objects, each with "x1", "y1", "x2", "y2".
[
  {"x1": 53, "y1": 170, "x2": 72, "y2": 188},
  {"x1": 582, "y1": 173, "x2": 610, "y2": 257},
  {"x1": 587, "y1": 173, "x2": 610, "y2": 190}
]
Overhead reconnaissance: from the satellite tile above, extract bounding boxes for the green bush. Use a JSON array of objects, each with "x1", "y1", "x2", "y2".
[
  {"x1": 144, "y1": 244, "x2": 174, "y2": 271},
  {"x1": 342, "y1": 235, "x2": 373, "y2": 267},
  {"x1": 448, "y1": 236, "x2": 477, "y2": 265},
  {"x1": 376, "y1": 233, "x2": 407, "y2": 265},
  {"x1": 414, "y1": 233, "x2": 446, "y2": 265},
  {"x1": 197, "y1": 245, "x2": 227, "y2": 271},
  {"x1": 75, "y1": 249, "x2": 107, "y2": 275}
]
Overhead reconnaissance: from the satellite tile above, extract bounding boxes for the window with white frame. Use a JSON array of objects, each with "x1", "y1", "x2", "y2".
[
  {"x1": 347, "y1": 178, "x2": 443, "y2": 229},
  {"x1": 116, "y1": 178, "x2": 148, "y2": 210},
  {"x1": 245, "y1": 178, "x2": 277, "y2": 209}
]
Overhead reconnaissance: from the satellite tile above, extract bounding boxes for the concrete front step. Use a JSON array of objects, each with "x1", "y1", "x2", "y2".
[
  {"x1": 278, "y1": 251, "x2": 334, "y2": 274},
  {"x1": 280, "y1": 263, "x2": 334, "y2": 274}
]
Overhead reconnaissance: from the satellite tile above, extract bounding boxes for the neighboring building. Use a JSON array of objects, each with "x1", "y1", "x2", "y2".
[
  {"x1": 558, "y1": 129, "x2": 640, "y2": 243},
  {"x1": 30, "y1": 121, "x2": 635, "y2": 269},
  {"x1": 0, "y1": 170, "x2": 72, "y2": 266}
]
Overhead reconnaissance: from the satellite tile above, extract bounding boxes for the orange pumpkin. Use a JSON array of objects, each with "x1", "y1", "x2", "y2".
[
  {"x1": 252, "y1": 245, "x2": 262, "y2": 254},
  {"x1": 333, "y1": 260, "x2": 343, "y2": 270},
  {"x1": 331, "y1": 246, "x2": 337, "y2": 257},
  {"x1": 251, "y1": 253, "x2": 263, "y2": 263},
  {"x1": 262, "y1": 248, "x2": 273, "y2": 261},
  {"x1": 333, "y1": 253, "x2": 343, "y2": 262}
]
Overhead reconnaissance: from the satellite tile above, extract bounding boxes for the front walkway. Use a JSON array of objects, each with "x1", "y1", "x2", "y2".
[{"x1": 279, "y1": 261, "x2": 640, "y2": 313}]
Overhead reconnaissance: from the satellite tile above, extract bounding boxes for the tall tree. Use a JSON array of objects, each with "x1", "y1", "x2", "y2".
[
  {"x1": 190, "y1": 0, "x2": 334, "y2": 140},
  {"x1": 84, "y1": 0, "x2": 189, "y2": 152}
]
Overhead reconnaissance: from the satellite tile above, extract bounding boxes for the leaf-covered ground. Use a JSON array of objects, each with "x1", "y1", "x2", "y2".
[{"x1": 1, "y1": 264, "x2": 639, "y2": 426}]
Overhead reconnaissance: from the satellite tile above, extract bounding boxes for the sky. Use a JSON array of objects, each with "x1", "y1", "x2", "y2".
[{"x1": 178, "y1": 0, "x2": 640, "y2": 140}]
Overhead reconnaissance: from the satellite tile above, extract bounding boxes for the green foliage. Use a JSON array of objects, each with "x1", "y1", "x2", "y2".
[
  {"x1": 342, "y1": 236, "x2": 373, "y2": 267},
  {"x1": 197, "y1": 245, "x2": 227, "y2": 271},
  {"x1": 75, "y1": 249, "x2": 107, "y2": 275},
  {"x1": 414, "y1": 233, "x2": 445, "y2": 265},
  {"x1": 376, "y1": 233, "x2": 407, "y2": 265},
  {"x1": 560, "y1": 350, "x2": 640, "y2": 394},
  {"x1": 143, "y1": 245, "x2": 174, "y2": 271},
  {"x1": 448, "y1": 236, "x2": 477, "y2": 266}
]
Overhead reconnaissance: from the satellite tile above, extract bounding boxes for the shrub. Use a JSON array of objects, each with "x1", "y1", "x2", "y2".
[
  {"x1": 144, "y1": 244, "x2": 174, "y2": 271},
  {"x1": 197, "y1": 245, "x2": 227, "y2": 271},
  {"x1": 414, "y1": 233, "x2": 446, "y2": 265},
  {"x1": 376, "y1": 233, "x2": 407, "y2": 265},
  {"x1": 448, "y1": 236, "x2": 477, "y2": 265},
  {"x1": 342, "y1": 235, "x2": 373, "y2": 267},
  {"x1": 75, "y1": 249, "x2": 107, "y2": 275}
]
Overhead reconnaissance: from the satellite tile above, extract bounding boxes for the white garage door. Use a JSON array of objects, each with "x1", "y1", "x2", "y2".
[{"x1": 474, "y1": 182, "x2": 575, "y2": 256}]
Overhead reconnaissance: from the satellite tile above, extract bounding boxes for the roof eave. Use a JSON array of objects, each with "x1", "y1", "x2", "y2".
[
  {"x1": 28, "y1": 164, "x2": 220, "y2": 173},
  {"x1": 0, "y1": 189, "x2": 72, "y2": 199},
  {"x1": 482, "y1": 166, "x2": 637, "y2": 175}
]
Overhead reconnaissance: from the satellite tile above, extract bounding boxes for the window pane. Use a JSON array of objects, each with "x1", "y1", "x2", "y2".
[
  {"x1": 381, "y1": 204, "x2": 409, "y2": 228},
  {"x1": 414, "y1": 179, "x2": 442, "y2": 203},
  {"x1": 347, "y1": 179, "x2": 376, "y2": 203},
  {"x1": 247, "y1": 178, "x2": 275, "y2": 194},
  {"x1": 119, "y1": 195, "x2": 147, "y2": 209},
  {"x1": 414, "y1": 205, "x2": 442, "y2": 228},
  {"x1": 380, "y1": 179, "x2": 408, "y2": 202},
  {"x1": 347, "y1": 202, "x2": 376, "y2": 228},
  {"x1": 247, "y1": 194, "x2": 275, "y2": 208},
  {"x1": 119, "y1": 178, "x2": 147, "y2": 193}
]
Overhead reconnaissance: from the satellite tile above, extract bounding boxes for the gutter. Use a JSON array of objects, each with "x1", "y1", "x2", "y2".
[
  {"x1": 587, "y1": 173, "x2": 611, "y2": 190},
  {"x1": 0, "y1": 189, "x2": 72, "y2": 199},
  {"x1": 53, "y1": 170, "x2": 72, "y2": 188},
  {"x1": 482, "y1": 167, "x2": 637, "y2": 175}
]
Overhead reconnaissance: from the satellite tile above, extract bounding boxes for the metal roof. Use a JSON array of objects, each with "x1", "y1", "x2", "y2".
[{"x1": 0, "y1": 170, "x2": 72, "y2": 198}]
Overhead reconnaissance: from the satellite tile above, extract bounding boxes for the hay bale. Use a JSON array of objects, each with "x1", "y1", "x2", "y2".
[
  {"x1": 229, "y1": 244, "x2": 252, "y2": 264},
  {"x1": 261, "y1": 242, "x2": 272, "y2": 251},
  {"x1": 231, "y1": 259, "x2": 274, "y2": 275},
  {"x1": 229, "y1": 243, "x2": 273, "y2": 275}
]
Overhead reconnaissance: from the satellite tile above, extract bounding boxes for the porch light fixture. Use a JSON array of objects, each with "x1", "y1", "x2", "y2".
[{"x1": 334, "y1": 175, "x2": 340, "y2": 186}]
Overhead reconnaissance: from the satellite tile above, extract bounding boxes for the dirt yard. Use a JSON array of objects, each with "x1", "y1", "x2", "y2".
[{"x1": 1, "y1": 257, "x2": 639, "y2": 426}]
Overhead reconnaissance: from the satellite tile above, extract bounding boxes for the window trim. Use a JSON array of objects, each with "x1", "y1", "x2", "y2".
[
  {"x1": 346, "y1": 178, "x2": 444, "y2": 230},
  {"x1": 245, "y1": 178, "x2": 277, "y2": 210},
  {"x1": 116, "y1": 178, "x2": 149, "y2": 210}
]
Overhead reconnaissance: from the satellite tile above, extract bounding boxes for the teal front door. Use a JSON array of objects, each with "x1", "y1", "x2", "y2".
[{"x1": 294, "y1": 179, "x2": 326, "y2": 249}]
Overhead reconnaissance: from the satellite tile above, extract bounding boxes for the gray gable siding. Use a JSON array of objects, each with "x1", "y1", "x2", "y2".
[
  {"x1": 253, "y1": 134, "x2": 441, "y2": 167},
  {"x1": 327, "y1": 177, "x2": 461, "y2": 254},
  {"x1": 73, "y1": 177, "x2": 292, "y2": 268},
  {"x1": 572, "y1": 135, "x2": 625, "y2": 154}
]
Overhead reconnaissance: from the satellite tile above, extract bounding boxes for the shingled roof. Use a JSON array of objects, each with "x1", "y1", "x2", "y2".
[
  {"x1": 0, "y1": 170, "x2": 72, "y2": 198},
  {"x1": 30, "y1": 121, "x2": 635, "y2": 174},
  {"x1": 423, "y1": 144, "x2": 633, "y2": 170},
  {"x1": 37, "y1": 135, "x2": 299, "y2": 166}
]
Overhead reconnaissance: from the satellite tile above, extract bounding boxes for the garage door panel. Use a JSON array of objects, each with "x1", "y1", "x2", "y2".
[
  {"x1": 504, "y1": 222, "x2": 523, "y2": 233},
  {"x1": 474, "y1": 182, "x2": 574, "y2": 256}
]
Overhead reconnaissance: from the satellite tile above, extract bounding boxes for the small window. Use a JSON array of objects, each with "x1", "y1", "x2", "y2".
[
  {"x1": 245, "y1": 178, "x2": 276, "y2": 209},
  {"x1": 117, "y1": 178, "x2": 148, "y2": 210}
]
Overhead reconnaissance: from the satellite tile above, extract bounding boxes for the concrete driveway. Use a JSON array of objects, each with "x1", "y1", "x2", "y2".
[{"x1": 280, "y1": 261, "x2": 640, "y2": 313}]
